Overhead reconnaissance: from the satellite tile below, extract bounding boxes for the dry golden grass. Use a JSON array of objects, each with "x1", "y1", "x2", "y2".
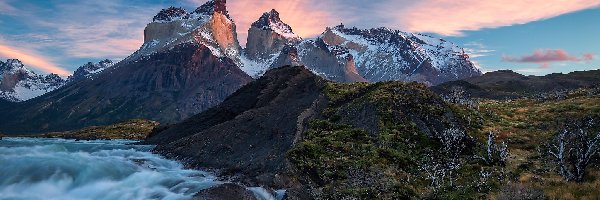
[{"x1": 476, "y1": 94, "x2": 600, "y2": 199}]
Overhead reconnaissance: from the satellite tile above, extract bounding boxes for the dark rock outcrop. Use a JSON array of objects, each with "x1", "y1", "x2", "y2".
[
  {"x1": 269, "y1": 45, "x2": 302, "y2": 69},
  {"x1": 194, "y1": 183, "x2": 257, "y2": 200},
  {"x1": 153, "y1": 7, "x2": 190, "y2": 22},
  {"x1": 0, "y1": 43, "x2": 252, "y2": 134},
  {"x1": 194, "y1": 0, "x2": 227, "y2": 16}
]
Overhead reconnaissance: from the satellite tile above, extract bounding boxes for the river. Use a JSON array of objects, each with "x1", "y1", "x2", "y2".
[{"x1": 0, "y1": 137, "x2": 280, "y2": 200}]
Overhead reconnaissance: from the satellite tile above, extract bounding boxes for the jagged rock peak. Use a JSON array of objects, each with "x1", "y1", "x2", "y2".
[
  {"x1": 251, "y1": 9, "x2": 298, "y2": 38},
  {"x1": 252, "y1": 9, "x2": 281, "y2": 28},
  {"x1": 1, "y1": 59, "x2": 25, "y2": 71},
  {"x1": 153, "y1": 7, "x2": 190, "y2": 22},
  {"x1": 194, "y1": 0, "x2": 227, "y2": 16}
]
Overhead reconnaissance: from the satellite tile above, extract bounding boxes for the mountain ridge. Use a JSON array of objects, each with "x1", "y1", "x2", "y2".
[{"x1": 432, "y1": 69, "x2": 600, "y2": 99}]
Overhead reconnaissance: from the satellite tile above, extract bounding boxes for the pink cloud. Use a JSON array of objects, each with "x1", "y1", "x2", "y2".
[
  {"x1": 379, "y1": 0, "x2": 600, "y2": 36},
  {"x1": 583, "y1": 53, "x2": 596, "y2": 60},
  {"x1": 0, "y1": 42, "x2": 71, "y2": 76},
  {"x1": 502, "y1": 49, "x2": 595, "y2": 68}
]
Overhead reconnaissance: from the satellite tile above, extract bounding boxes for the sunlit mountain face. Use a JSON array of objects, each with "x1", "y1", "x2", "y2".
[{"x1": 0, "y1": 1, "x2": 599, "y2": 199}]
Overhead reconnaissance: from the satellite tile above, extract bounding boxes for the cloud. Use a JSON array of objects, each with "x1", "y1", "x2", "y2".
[
  {"x1": 464, "y1": 42, "x2": 495, "y2": 59},
  {"x1": 0, "y1": 0, "x2": 161, "y2": 70},
  {"x1": 502, "y1": 49, "x2": 595, "y2": 68},
  {"x1": 0, "y1": 1, "x2": 18, "y2": 15},
  {"x1": 0, "y1": 41, "x2": 71, "y2": 76},
  {"x1": 185, "y1": 0, "x2": 600, "y2": 43},
  {"x1": 381, "y1": 0, "x2": 600, "y2": 36},
  {"x1": 29, "y1": 1, "x2": 157, "y2": 60}
]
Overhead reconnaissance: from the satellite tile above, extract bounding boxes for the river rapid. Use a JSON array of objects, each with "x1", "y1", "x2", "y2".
[{"x1": 0, "y1": 137, "x2": 280, "y2": 200}]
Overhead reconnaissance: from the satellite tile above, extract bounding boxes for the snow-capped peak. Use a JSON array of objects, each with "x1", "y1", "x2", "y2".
[
  {"x1": 251, "y1": 9, "x2": 300, "y2": 40},
  {"x1": 0, "y1": 59, "x2": 66, "y2": 102},
  {"x1": 292, "y1": 25, "x2": 481, "y2": 85}
]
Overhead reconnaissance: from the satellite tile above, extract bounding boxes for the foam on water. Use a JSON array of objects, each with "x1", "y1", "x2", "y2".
[{"x1": 0, "y1": 137, "x2": 219, "y2": 200}]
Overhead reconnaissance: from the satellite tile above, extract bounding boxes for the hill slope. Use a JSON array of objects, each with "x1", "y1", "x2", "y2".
[
  {"x1": 146, "y1": 66, "x2": 471, "y2": 199},
  {"x1": 433, "y1": 69, "x2": 600, "y2": 99}
]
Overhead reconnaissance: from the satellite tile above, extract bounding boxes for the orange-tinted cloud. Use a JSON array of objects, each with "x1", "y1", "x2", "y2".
[
  {"x1": 502, "y1": 49, "x2": 595, "y2": 68},
  {"x1": 0, "y1": 42, "x2": 71, "y2": 76},
  {"x1": 384, "y1": 0, "x2": 600, "y2": 36}
]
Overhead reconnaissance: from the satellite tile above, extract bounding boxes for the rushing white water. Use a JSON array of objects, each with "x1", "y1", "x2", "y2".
[{"x1": 0, "y1": 137, "x2": 223, "y2": 200}]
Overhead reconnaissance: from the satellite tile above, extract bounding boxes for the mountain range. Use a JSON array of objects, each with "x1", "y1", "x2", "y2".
[
  {"x1": 0, "y1": 0, "x2": 480, "y2": 134},
  {"x1": 433, "y1": 69, "x2": 600, "y2": 99}
]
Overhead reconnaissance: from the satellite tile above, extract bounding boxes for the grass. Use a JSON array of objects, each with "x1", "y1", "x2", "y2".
[
  {"x1": 467, "y1": 93, "x2": 600, "y2": 199},
  {"x1": 289, "y1": 81, "x2": 496, "y2": 199},
  {"x1": 289, "y1": 81, "x2": 600, "y2": 199}
]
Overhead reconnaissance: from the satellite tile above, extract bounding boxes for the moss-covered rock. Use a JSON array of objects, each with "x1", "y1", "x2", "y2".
[{"x1": 36, "y1": 119, "x2": 159, "y2": 140}]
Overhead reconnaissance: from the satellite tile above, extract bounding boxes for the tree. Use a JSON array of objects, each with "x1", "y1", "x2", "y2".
[
  {"x1": 478, "y1": 131, "x2": 509, "y2": 166},
  {"x1": 548, "y1": 117, "x2": 600, "y2": 182}
]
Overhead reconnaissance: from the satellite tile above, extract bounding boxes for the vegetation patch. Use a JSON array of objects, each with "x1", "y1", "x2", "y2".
[{"x1": 32, "y1": 119, "x2": 159, "y2": 140}]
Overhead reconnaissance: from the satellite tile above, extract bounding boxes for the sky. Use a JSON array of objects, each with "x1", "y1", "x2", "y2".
[{"x1": 0, "y1": 0, "x2": 599, "y2": 77}]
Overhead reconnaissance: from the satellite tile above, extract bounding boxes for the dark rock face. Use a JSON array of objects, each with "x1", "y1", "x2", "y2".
[
  {"x1": 194, "y1": 0, "x2": 227, "y2": 16},
  {"x1": 432, "y1": 69, "x2": 600, "y2": 99},
  {"x1": 153, "y1": 7, "x2": 190, "y2": 22},
  {"x1": 298, "y1": 39, "x2": 366, "y2": 83},
  {"x1": 147, "y1": 66, "x2": 327, "y2": 188},
  {"x1": 0, "y1": 43, "x2": 252, "y2": 134},
  {"x1": 270, "y1": 45, "x2": 302, "y2": 69},
  {"x1": 251, "y1": 9, "x2": 287, "y2": 31},
  {"x1": 194, "y1": 183, "x2": 257, "y2": 200}
]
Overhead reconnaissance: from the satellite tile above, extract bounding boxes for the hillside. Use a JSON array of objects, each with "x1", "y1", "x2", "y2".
[{"x1": 146, "y1": 66, "x2": 477, "y2": 199}]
